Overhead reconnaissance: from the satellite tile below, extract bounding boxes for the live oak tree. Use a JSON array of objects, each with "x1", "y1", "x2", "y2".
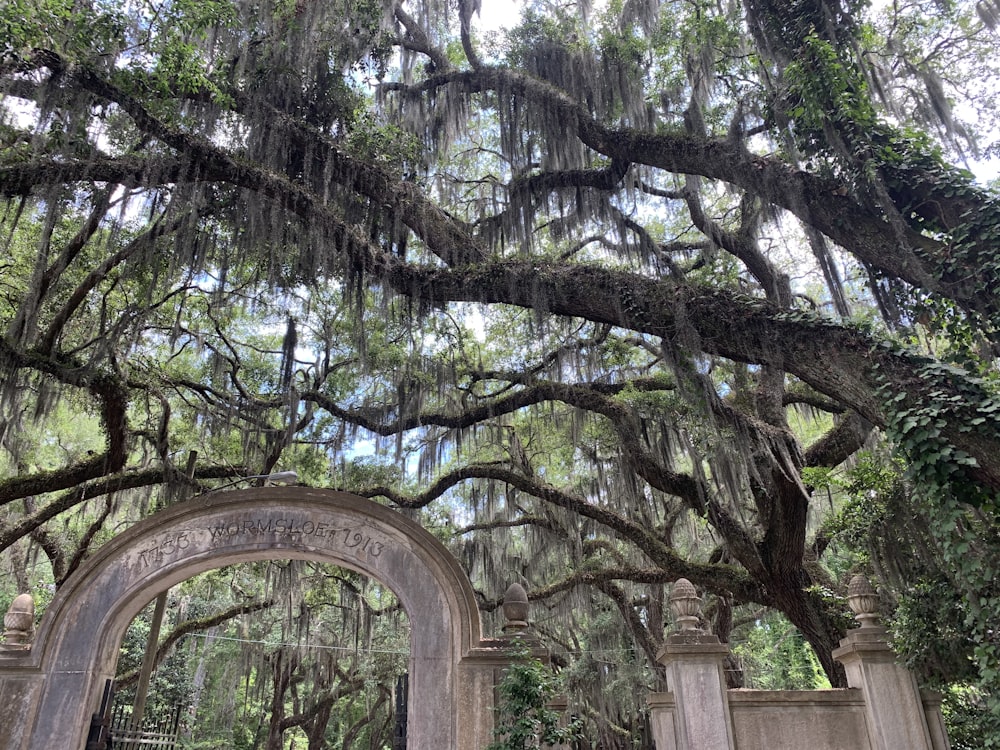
[{"x1": 2, "y1": 0, "x2": 1000, "y2": 742}]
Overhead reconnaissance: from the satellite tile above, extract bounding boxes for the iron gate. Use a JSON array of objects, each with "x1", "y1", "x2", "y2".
[{"x1": 392, "y1": 672, "x2": 408, "y2": 749}]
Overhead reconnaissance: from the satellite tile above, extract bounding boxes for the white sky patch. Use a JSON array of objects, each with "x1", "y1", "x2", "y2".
[
  {"x1": 476, "y1": 0, "x2": 525, "y2": 32},
  {"x1": 2, "y1": 97, "x2": 39, "y2": 130}
]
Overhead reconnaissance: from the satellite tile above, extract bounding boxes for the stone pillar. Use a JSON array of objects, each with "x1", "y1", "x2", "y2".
[
  {"x1": 480, "y1": 582, "x2": 576, "y2": 749},
  {"x1": 647, "y1": 692, "x2": 678, "y2": 750},
  {"x1": 457, "y1": 643, "x2": 513, "y2": 750},
  {"x1": 458, "y1": 583, "x2": 539, "y2": 749},
  {"x1": 0, "y1": 594, "x2": 40, "y2": 750},
  {"x1": 1, "y1": 594, "x2": 34, "y2": 652},
  {"x1": 831, "y1": 575, "x2": 945, "y2": 750},
  {"x1": 652, "y1": 579, "x2": 736, "y2": 750}
]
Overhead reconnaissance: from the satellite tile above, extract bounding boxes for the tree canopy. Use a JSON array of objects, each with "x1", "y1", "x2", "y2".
[{"x1": 2, "y1": 0, "x2": 1000, "y2": 744}]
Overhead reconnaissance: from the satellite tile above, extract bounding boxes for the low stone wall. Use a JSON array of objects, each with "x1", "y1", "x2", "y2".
[
  {"x1": 650, "y1": 685, "x2": 950, "y2": 750},
  {"x1": 729, "y1": 689, "x2": 871, "y2": 750},
  {"x1": 647, "y1": 576, "x2": 952, "y2": 750},
  {"x1": 648, "y1": 689, "x2": 873, "y2": 750}
]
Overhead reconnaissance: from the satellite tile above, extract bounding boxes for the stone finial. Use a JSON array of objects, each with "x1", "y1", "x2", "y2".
[
  {"x1": 670, "y1": 578, "x2": 703, "y2": 633},
  {"x1": 2, "y1": 593, "x2": 35, "y2": 650},
  {"x1": 502, "y1": 583, "x2": 529, "y2": 633},
  {"x1": 847, "y1": 574, "x2": 880, "y2": 628}
]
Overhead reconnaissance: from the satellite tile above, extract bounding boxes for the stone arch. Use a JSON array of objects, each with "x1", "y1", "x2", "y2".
[{"x1": 2, "y1": 488, "x2": 499, "y2": 750}]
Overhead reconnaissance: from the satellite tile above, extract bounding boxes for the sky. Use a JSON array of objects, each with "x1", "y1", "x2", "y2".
[{"x1": 477, "y1": 0, "x2": 525, "y2": 32}]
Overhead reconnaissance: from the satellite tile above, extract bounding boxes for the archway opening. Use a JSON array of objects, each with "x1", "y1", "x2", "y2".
[{"x1": 113, "y1": 560, "x2": 410, "y2": 749}]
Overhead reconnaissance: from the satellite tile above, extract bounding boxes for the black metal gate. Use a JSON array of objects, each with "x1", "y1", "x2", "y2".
[
  {"x1": 85, "y1": 680, "x2": 115, "y2": 750},
  {"x1": 85, "y1": 678, "x2": 183, "y2": 750},
  {"x1": 392, "y1": 673, "x2": 408, "y2": 749},
  {"x1": 111, "y1": 702, "x2": 183, "y2": 749}
]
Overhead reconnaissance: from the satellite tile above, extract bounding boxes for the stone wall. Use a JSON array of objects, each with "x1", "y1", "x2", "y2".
[
  {"x1": 647, "y1": 576, "x2": 952, "y2": 750},
  {"x1": 729, "y1": 690, "x2": 871, "y2": 749}
]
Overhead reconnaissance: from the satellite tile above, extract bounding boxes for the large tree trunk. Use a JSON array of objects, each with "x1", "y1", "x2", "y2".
[{"x1": 767, "y1": 570, "x2": 848, "y2": 687}]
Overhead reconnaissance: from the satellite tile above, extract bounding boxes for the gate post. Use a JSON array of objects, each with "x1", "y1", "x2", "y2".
[
  {"x1": 0, "y1": 594, "x2": 42, "y2": 750},
  {"x1": 831, "y1": 575, "x2": 947, "y2": 750},
  {"x1": 651, "y1": 579, "x2": 736, "y2": 750}
]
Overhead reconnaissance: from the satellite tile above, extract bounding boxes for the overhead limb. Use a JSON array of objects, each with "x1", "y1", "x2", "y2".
[
  {"x1": 0, "y1": 465, "x2": 245, "y2": 553},
  {"x1": 526, "y1": 562, "x2": 764, "y2": 613},
  {"x1": 114, "y1": 598, "x2": 276, "y2": 688},
  {"x1": 385, "y1": 67, "x2": 989, "y2": 315},
  {"x1": 4, "y1": 57, "x2": 969, "y2": 315},
  {"x1": 595, "y1": 579, "x2": 662, "y2": 666},
  {"x1": 37, "y1": 211, "x2": 194, "y2": 354},
  {"x1": 0, "y1": 342, "x2": 129, "y2": 502},
  {"x1": 8, "y1": 188, "x2": 114, "y2": 345},
  {"x1": 804, "y1": 412, "x2": 874, "y2": 469},
  {"x1": 375, "y1": 260, "x2": 1000, "y2": 490},
  {"x1": 394, "y1": 6, "x2": 452, "y2": 74},
  {"x1": 58, "y1": 55, "x2": 490, "y2": 268},
  {"x1": 301, "y1": 376, "x2": 672, "y2": 436},
  {"x1": 357, "y1": 461, "x2": 762, "y2": 601},
  {"x1": 453, "y1": 515, "x2": 565, "y2": 536}
]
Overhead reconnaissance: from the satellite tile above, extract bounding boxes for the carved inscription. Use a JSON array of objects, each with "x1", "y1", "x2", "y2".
[
  {"x1": 206, "y1": 518, "x2": 386, "y2": 556},
  {"x1": 136, "y1": 517, "x2": 388, "y2": 569},
  {"x1": 137, "y1": 532, "x2": 192, "y2": 568}
]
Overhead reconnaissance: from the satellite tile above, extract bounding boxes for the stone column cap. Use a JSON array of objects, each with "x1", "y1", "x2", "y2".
[
  {"x1": 664, "y1": 632, "x2": 724, "y2": 646},
  {"x1": 839, "y1": 624, "x2": 889, "y2": 643},
  {"x1": 657, "y1": 634, "x2": 730, "y2": 664},
  {"x1": 832, "y1": 626, "x2": 898, "y2": 663},
  {"x1": 1, "y1": 593, "x2": 35, "y2": 652}
]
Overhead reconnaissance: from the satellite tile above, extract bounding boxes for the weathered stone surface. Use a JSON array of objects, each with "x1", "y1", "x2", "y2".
[
  {"x1": 0, "y1": 488, "x2": 490, "y2": 750},
  {"x1": 0, "y1": 672, "x2": 42, "y2": 749},
  {"x1": 921, "y1": 691, "x2": 951, "y2": 750},
  {"x1": 833, "y1": 628, "x2": 938, "y2": 750},
  {"x1": 657, "y1": 636, "x2": 736, "y2": 750},
  {"x1": 646, "y1": 589, "x2": 953, "y2": 750},
  {"x1": 728, "y1": 690, "x2": 871, "y2": 750},
  {"x1": 647, "y1": 692, "x2": 678, "y2": 750}
]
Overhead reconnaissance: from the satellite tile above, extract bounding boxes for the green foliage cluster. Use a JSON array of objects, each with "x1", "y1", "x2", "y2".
[
  {"x1": 345, "y1": 109, "x2": 425, "y2": 174},
  {"x1": 873, "y1": 345, "x2": 1000, "y2": 507},
  {"x1": 874, "y1": 129, "x2": 1000, "y2": 334},
  {"x1": 487, "y1": 641, "x2": 582, "y2": 750},
  {"x1": 117, "y1": 607, "x2": 193, "y2": 719},
  {"x1": 823, "y1": 454, "x2": 1000, "y2": 744},
  {"x1": 731, "y1": 612, "x2": 830, "y2": 690},
  {"x1": 0, "y1": 0, "x2": 124, "y2": 64},
  {"x1": 783, "y1": 29, "x2": 876, "y2": 155}
]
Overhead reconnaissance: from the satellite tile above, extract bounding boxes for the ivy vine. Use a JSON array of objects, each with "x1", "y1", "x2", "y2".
[{"x1": 871, "y1": 343, "x2": 1000, "y2": 744}]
